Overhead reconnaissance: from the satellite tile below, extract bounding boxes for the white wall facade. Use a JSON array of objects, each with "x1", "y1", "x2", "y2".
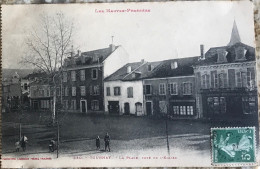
[
  {"x1": 104, "y1": 80, "x2": 144, "y2": 116},
  {"x1": 103, "y1": 46, "x2": 129, "y2": 78}
]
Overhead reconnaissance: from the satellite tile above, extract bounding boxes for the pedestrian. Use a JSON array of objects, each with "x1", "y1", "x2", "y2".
[
  {"x1": 20, "y1": 134, "x2": 28, "y2": 151},
  {"x1": 96, "y1": 136, "x2": 100, "y2": 150},
  {"x1": 49, "y1": 139, "x2": 56, "y2": 152},
  {"x1": 104, "y1": 132, "x2": 110, "y2": 152},
  {"x1": 15, "y1": 141, "x2": 20, "y2": 152}
]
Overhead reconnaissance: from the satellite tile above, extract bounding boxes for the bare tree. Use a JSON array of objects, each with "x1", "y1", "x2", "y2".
[{"x1": 21, "y1": 12, "x2": 75, "y2": 124}]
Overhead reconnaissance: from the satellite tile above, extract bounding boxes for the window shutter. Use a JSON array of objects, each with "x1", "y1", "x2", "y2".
[
  {"x1": 180, "y1": 83, "x2": 183, "y2": 95},
  {"x1": 143, "y1": 85, "x2": 146, "y2": 95},
  {"x1": 151, "y1": 85, "x2": 153, "y2": 95},
  {"x1": 90, "y1": 86, "x2": 92, "y2": 95}
]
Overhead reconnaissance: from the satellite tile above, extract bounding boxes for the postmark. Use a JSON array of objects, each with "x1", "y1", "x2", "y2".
[{"x1": 211, "y1": 127, "x2": 256, "y2": 166}]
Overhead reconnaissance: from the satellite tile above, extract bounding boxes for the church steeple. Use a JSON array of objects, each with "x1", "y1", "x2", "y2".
[{"x1": 227, "y1": 20, "x2": 241, "y2": 46}]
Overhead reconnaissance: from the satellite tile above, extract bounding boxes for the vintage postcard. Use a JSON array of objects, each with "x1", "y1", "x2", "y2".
[{"x1": 1, "y1": 1, "x2": 259, "y2": 167}]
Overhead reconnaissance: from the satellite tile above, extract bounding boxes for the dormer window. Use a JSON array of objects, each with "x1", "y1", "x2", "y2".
[
  {"x1": 148, "y1": 64, "x2": 152, "y2": 71},
  {"x1": 235, "y1": 46, "x2": 246, "y2": 61},
  {"x1": 171, "y1": 61, "x2": 178, "y2": 69},
  {"x1": 81, "y1": 55, "x2": 85, "y2": 64},
  {"x1": 217, "y1": 49, "x2": 228, "y2": 63},
  {"x1": 127, "y1": 66, "x2": 132, "y2": 73}
]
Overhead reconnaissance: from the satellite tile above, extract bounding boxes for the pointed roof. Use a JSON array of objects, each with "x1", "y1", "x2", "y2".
[{"x1": 227, "y1": 20, "x2": 241, "y2": 46}]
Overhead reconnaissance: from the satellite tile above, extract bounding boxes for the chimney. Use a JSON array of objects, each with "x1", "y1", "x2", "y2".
[
  {"x1": 110, "y1": 44, "x2": 116, "y2": 52},
  {"x1": 127, "y1": 66, "x2": 132, "y2": 73},
  {"x1": 141, "y1": 59, "x2": 145, "y2": 63},
  {"x1": 78, "y1": 50, "x2": 81, "y2": 56},
  {"x1": 171, "y1": 61, "x2": 178, "y2": 69},
  {"x1": 200, "y1": 44, "x2": 205, "y2": 60}
]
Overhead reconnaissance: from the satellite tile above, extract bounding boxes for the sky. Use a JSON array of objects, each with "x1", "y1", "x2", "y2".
[{"x1": 2, "y1": 1, "x2": 255, "y2": 69}]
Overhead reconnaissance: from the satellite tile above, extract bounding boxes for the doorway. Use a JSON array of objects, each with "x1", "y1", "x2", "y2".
[
  {"x1": 108, "y1": 101, "x2": 120, "y2": 115},
  {"x1": 80, "y1": 100, "x2": 87, "y2": 113},
  {"x1": 146, "y1": 101, "x2": 152, "y2": 115},
  {"x1": 124, "y1": 102, "x2": 130, "y2": 115}
]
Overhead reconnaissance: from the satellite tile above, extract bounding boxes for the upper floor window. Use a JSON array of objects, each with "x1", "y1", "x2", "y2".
[
  {"x1": 80, "y1": 70, "x2": 85, "y2": 81},
  {"x1": 24, "y1": 83, "x2": 28, "y2": 90},
  {"x1": 217, "y1": 49, "x2": 228, "y2": 63},
  {"x1": 63, "y1": 72, "x2": 67, "y2": 82},
  {"x1": 159, "y1": 83, "x2": 166, "y2": 95},
  {"x1": 147, "y1": 64, "x2": 152, "y2": 71},
  {"x1": 218, "y1": 72, "x2": 228, "y2": 88},
  {"x1": 127, "y1": 87, "x2": 133, "y2": 98},
  {"x1": 235, "y1": 47, "x2": 246, "y2": 60},
  {"x1": 65, "y1": 87, "x2": 69, "y2": 96},
  {"x1": 71, "y1": 99, "x2": 76, "y2": 110},
  {"x1": 236, "y1": 71, "x2": 247, "y2": 88},
  {"x1": 144, "y1": 85, "x2": 152, "y2": 95},
  {"x1": 56, "y1": 87, "x2": 60, "y2": 96},
  {"x1": 114, "y1": 87, "x2": 121, "y2": 96},
  {"x1": 183, "y1": 82, "x2": 192, "y2": 95},
  {"x1": 169, "y1": 83, "x2": 178, "y2": 95},
  {"x1": 211, "y1": 71, "x2": 218, "y2": 88},
  {"x1": 80, "y1": 86, "x2": 86, "y2": 96},
  {"x1": 71, "y1": 71, "x2": 76, "y2": 81},
  {"x1": 72, "y1": 86, "x2": 76, "y2": 96},
  {"x1": 106, "y1": 87, "x2": 111, "y2": 96},
  {"x1": 93, "y1": 85, "x2": 100, "y2": 95},
  {"x1": 201, "y1": 74, "x2": 210, "y2": 89},
  {"x1": 92, "y1": 69, "x2": 98, "y2": 80}
]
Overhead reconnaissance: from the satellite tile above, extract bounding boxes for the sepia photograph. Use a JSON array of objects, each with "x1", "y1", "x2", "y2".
[{"x1": 1, "y1": 1, "x2": 259, "y2": 167}]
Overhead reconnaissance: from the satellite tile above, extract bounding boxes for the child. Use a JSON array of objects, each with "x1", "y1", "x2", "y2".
[
  {"x1": 96, "y1": 136, "x2": 100, "y2": 150},
  {"x1": 15, "y1": 141, "x2": 20, "y2": 152}
]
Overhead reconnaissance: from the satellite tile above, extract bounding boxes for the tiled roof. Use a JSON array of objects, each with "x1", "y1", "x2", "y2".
[
  {"x1": 144, "y1": 57, "x2": 198, "y2": 79},
  {"x1": 65, "y1": 46, "x2": 119, "y2": 68},
  {"x1": 105, "y1": 57, "x2": 198, "y2": 81},
  {"x1": 195, "y1": 42, "x2": 255, "y2": 66}
]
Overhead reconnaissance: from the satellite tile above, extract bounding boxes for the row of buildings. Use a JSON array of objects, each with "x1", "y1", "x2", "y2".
[{"x1": 4, "y1": 21, "x2": 258, "y2": 120}]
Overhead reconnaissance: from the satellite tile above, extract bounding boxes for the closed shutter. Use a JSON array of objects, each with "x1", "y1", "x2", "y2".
[
  {"x1": 143, "y1": 85, "x2": 146, "y2": 95},
  {"x1": 90, "y1": 86, "x2": 92, "y2": 95}
]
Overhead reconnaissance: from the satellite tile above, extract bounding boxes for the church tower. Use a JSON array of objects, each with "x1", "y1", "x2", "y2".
[{"x1": 227, "y1": 20, "x2": 241, "y2": 46}]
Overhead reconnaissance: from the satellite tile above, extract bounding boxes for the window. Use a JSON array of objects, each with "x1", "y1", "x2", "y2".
[
  {"x1": 63, "y1": 72, "x2": 67, "y2": 82},
  {"x1": 180, "y1": 106, "x2": 186, "y2": 115},
  {"x1": 50, "y1": 87, "x2": 54, "y2": 96},
  {"x1": 242, "y1": 96, "x2": 256, "y2": 114},
  {"x1": 114, "y1": 87, "x2": 121, "y2": 96},
  {"x1": 210, "y1": 71, "x2": 218, "y2": 88},
  {"x1": 247, "y1": 68, "x2": 255, "y2": 88},
  {"x1": 235, "y1": 47, "x2": 246, "y2": 60},
  {"x1": 145, "y1": 85, "x2": 152, "y2": 95},
  {"x1": 63, "y1": 100, "x2": 68, "y2": 110},
  {"x1": 91, "y1": 100, "x2": 99, "y2": 110},
  {"x1": 183, "y1": 82, "x2": 192, "y2": 95},
  {"x1": 72, "y1": 87, "x2": 76, "y2": 96},
  {"x1": 65, "y1": 87, "x2": 69, "y2": 96},
  {"x1": 92, "y1": 69, "x2": 98, "y2": 79},
  {"x1": 24, "y1": 83, "x2": 28, "y2": 90},
  {"x1": 187, "y1": 106, "x2": 194, "y2": 115},
  {"x1": 159, "y1": 83, "x2": 166, "y2": 95},
  {"x1": 127, "y1": 87, "x2": 133, "y2": 98},
  {"x1": 148, "y1": 64, "x2": 152, "y2": 71},
  {"x1": 236, "y1": 71, "x2": 247, "y2": 87},
  {"x1": 106, "y1": 87, "x2": 111, "y2": 96},
  {"x1": 71, "y1": 100, "x2": 76, "y2": 110},
  {"x1": 201, "y1": 74, "x2": 210, "y2": 89},
  {"x1": 173, "y1": 106, "x2": 179, "y2": 115},
  {"x1": 46, "y1": 89, "x2": 50, "y2": 97},
  {"x1": 159, "y1": 101, "x2": 167, "y2": 114},
  {"x1": 169, "y1": 83, "x2": 178, "y2": 95},
  {"x1": 93, "y1": 85, "x2": 100, "y2": 95},
  {"x1": 80, "y1": 86, "x2": 86, "y2": 96},
  {"x1": 218, "y1": 72, "x2": 228, "y2": 88},
  {"x1": 71, "y1": 71, "x2": 76, "y2": 81},
  {"x1": 80, "y1": 70, "x2": 85, "y2": 81}
]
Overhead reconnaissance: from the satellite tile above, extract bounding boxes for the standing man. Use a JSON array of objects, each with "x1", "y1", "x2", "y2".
[
  {"x1": 20, "y1": 134, "x2": 28, "y2": 151},
  {"x1": 104, "y1": 133, "x2": 110, "y2": 152}
]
